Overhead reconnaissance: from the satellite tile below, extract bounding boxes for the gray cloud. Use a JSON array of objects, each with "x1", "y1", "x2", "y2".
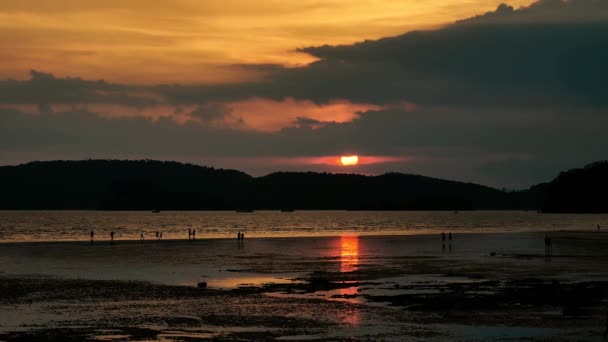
[
  {"x1": 147, "y1": 0, "x2": 608, "y2": 108},
  {"x1": 0, "y1": 70, "x2": 155, "y2": 107},
  {"x1": 2, "y1": 103, "x2": 606, "y2": 188}
]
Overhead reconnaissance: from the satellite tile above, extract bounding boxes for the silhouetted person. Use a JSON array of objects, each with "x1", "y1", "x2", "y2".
[
  {"x1": 90, "y1": 230, "x2": 94, "y2": 245},
  {"x1": 140, "y1": 231, "x2": 144, "y2": 241},
  {"x1": 155, "y1": 231, "x2": 159, "y2": 240},
  {"x1": 441, "y1": 232, "x2": 446, "y2": 247},
  {"x1": 544, "y1": 235, "x2": 553, "y2": 255},
  {"x1": 237, "y1": 231, "x2": 241, "y2": 240},
  {"x1": 241, "y1": 232, "x2": 245, "y2": 240},
  {"x1": 599, "y1": 224, "x2": 601, "y2": 232},
  {"x1": 448, "y1": 232, "x2": 453, "y2": 251},
  {"x1": 188, "y1": 228, "x2": 192, "y2": 240},
  {"x1": 110, "y1": 231, "x2": 115, "y2": 244},
  {"x1": 160, "y1": 231, "x2": 163, "y2": 240},
  {"x1": 192, "y1": 229, "x2": 196, "y2": 240}
]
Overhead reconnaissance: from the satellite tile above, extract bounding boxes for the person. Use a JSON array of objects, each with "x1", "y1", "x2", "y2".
[
  {"x1": 140, "y1": 231, "x2": 144, "y2": 241},
  {"x1": 188, "y1": 228, "x2": 192, "y2": 240},
  {"x1": 192, "y1": 229, "x2": 196, "y2": 240},
  {"x1": 598, "y1": 224, "x2": 601, "y2": 232},
  {"x1": 155, "y1": 231, "x2": 159, "y2": 240},
  {"x1": 448, "y1": 232, "x2": 452, "y2": 243},
  {"x1": 90, "y1": 229, "x2": 94, "y2": 245},
  {"x1": 241, "y1": 232, "x2": 245, "y2": 240},
  {"x1": 544, "y1": 235, "x2": 553, "y2": 255},
  {"x1": 237, "y1": 231, "x2": 241, "y2": 240},
  {"x1": 441, "y1": 232, "x2": 446, "y2": 246},
  {"x1": 160, "y1": 231, "x2": 163, "y2": 240},
  {"x1": 110, "y1": 231, "x2": 115, "y2": 244}
]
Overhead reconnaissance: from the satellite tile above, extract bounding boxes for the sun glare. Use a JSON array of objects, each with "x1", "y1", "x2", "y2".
[{"x1": 340, "y1": 155, "x2": 359, "y2": 166}]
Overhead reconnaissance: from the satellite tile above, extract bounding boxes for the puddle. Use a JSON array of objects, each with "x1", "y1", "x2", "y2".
[
  {"x1": 447, "y1": 324, "x2": 562, "y2": 339},
  {"x1": 176, "y1": 273, "x2": 301, "y2": 289},
  {"x1": 92, "y1": 334, "x2": 131, "y2": 341}
]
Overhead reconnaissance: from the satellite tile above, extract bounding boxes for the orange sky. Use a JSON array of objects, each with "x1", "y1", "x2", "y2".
[{"x1": 0, "y1": 0, "x2": 536, "y2": 84}]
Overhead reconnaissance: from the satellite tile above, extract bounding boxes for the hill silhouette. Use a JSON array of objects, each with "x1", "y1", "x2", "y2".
[
  {"x1": 0, "y1": 159, "x2": 599, "y2": 212},
  {"x1": 542, "y1": 161, "x2": 608, "y2": 213}
]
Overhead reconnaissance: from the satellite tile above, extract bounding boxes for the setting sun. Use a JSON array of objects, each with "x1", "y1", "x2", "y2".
[{"x1": 341, "y1": 155, "x2": 359, "y2": 166}]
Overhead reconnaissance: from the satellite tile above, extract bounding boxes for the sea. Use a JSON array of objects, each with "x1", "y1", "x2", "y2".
[{"x1": 1, "y1": 210, "x2": 607, "y2": 243}]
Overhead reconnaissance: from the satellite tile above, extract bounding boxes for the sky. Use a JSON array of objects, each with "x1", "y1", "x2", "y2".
[{"x1": 1, "y1": 0, "x2": 607, "y2": 189}]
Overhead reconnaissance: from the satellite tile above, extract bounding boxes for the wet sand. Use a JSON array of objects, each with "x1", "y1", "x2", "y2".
[{"x1": 2, "y1": 232, "x2": 608, "y2": 340}]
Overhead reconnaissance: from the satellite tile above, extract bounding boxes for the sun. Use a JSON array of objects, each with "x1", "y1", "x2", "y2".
[{"x1": 340, "y1": 155, "x2": 359, "y2": 166}]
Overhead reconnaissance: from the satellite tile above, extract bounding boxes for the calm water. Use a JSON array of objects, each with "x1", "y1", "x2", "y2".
[{"x1": 1, "y1": 210, "x2": 607, "y2": 243}]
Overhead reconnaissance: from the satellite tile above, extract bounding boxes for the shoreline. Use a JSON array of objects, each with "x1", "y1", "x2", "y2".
[{"x1": 1, "y1": 229, "x2": 607, "y2": 246}]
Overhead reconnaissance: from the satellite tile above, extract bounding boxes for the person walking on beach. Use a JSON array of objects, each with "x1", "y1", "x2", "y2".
[
  {"x1": 544, "y1": 235, "x2": 553, "y2": 255},
  {"x1": 441, "y1": 232, "x2": 446, "y2": 246},
  {"x1": 155, "y1": 231, "x2": 159, "y2": 241},
  {"x1": 188, "y1": 228, "x2": 192, "y2": 240},
  {"x1": 192, "y1": 229, "x2": 196, "y2": 240},
  {"x1": 110, "y1": 231, "x2": 115, "y2": 244},
  {"x1": 140, "y1": 231, "x2": 144, "y2": 241},
  {"x1": 598, "y1": 224, "x2": 601, "y2": 232},
  {"x1": 448, "y1": 232, "x2": 453, "y2": 251},
  {"x1": 160, "y1": 231, "x2": 163, "y2": 240},
  {"x1": 237, "y1": 231, "x2": 241, "y2": 240},
  {"x1": 90, "y1": 229, "x2": 94, "y2": 245}
]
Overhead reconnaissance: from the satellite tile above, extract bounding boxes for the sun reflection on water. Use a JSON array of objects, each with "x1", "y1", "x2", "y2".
[
  {"x1": 339, "y1": 235, "x2": 361, "y2": 325},
  {"x1": 340, "y1": 235, "x2": 359, "y2": 273}
]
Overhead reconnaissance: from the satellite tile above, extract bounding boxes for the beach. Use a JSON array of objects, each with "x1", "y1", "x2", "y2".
[{"x1": 2, "y1": 231, "x2": 608, "y2": 341}]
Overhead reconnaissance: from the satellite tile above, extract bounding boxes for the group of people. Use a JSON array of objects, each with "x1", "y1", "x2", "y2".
[
  {"x1": 89, "y1": 228, "x2": 248, "y2": 244},
  {"x1": 188, "y1": 228, "x2": 197, "y2": 240}
]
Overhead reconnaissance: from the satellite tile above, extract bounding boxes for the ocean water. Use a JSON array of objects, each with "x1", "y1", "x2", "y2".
[{"x1": 0, "y1": 210, "x2": 607, "y2": 243}]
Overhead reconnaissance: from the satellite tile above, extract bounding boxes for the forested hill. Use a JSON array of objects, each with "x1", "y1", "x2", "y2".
[
  {"x1": 542, "y1": 161, "x2": 608, "y2": 213},
  {"x1": 0, "y1": 159, "x2": 553, "y2": 211}
]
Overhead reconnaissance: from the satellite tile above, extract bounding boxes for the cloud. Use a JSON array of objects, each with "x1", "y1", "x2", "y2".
[
  {"x1": 0, "y1": 70, "x2": 154, "y2": 107},
  {"x1": 132, "y1": 0, "x2": 607, "y2": 108}
]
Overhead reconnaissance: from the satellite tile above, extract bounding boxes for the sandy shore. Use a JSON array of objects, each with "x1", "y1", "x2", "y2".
[{"x1": 2, "y1": 232, "x2": 608, "y2": 340}]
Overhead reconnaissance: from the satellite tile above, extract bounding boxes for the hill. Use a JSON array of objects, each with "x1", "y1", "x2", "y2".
[
  {"x1": 0, "y1": 159, "x2": 538, "y2": 211},
  {"x1": 542, "y1": 161, "x2": 608, "y2": 213}
]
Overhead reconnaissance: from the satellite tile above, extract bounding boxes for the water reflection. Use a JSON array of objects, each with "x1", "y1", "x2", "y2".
[
  {"x1": 339, "y1": 235, "x2": 361, "y2": 325},
  {"x1": 340, "y1": 235, "x2": 359, "y2": 273}
]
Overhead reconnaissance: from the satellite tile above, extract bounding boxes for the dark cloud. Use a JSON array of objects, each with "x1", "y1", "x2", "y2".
[
  {"x1": 292, "y1": 2, "x2": 608, "y2": 107},
  {"x1": 147, "y1": 0, "x2": 608, "y2": 108},
  {"x1": 458, "y1": 0, "x2": 608, "y2": 25},
  {"x1": 292, "y1": 116, "x2": 333, "y2": 129},
  {"x1": 2, "y1": 103, "x2": 606, "y2": 188},
  {"x1": 0, "y1": 70, "x2": 156, "y2": 107},
  {"x1": 189, "y1": 103, "x2": 233, "y2": 124}
]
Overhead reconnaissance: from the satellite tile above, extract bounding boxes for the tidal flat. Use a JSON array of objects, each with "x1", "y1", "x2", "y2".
[{"x1": 1, "y1": 232, "x2": 608, "y2": 341}]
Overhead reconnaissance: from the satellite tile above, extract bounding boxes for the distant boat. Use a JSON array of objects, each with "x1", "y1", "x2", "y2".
[
  {"x1": 236, "y1": 209, "x2": 254, "y2": 213},
  {"x1": 152, "y1": 209, "x2": 160, "y2": 213}
]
